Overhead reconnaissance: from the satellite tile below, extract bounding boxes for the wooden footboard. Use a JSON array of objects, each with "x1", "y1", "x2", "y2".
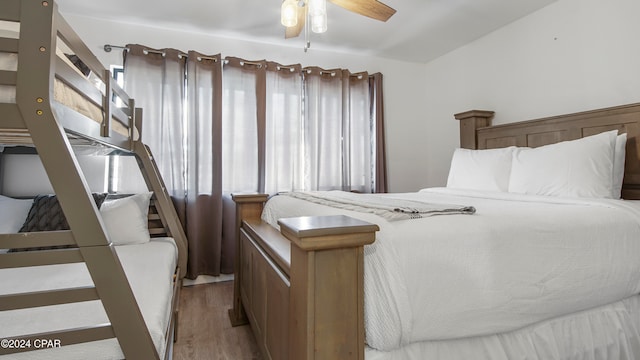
[{"x1": 229, "y1": 194, "x2": 378, "y2": 360}]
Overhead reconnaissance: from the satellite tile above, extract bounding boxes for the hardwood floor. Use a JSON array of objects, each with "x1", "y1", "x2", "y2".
[{"x1": 173, "y1": 281, "x2": 263, "y2": 360}]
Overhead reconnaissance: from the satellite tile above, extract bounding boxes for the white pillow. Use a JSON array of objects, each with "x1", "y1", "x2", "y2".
[
  {"x1": 447, "y1": 147, "x2": 516, "y2": 192},
  {"x1": 612, "y1": 133, "x2": 627, "y2": 199},
  {"x1": 100, "y1": 192, "x2": 152, "y2": 245},
  {"x1": 508, "y1": 130, "x2": 618, "y2": 198},
  {"x1": 0, "y1": 195, "x2": 33, "y2": 233}
]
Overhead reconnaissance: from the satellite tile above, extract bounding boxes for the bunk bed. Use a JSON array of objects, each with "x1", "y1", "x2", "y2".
[
  {"x1": 230, "y1": 102, "x2": 640, "y2": 360},
  {"x1": 0, "y1": 1, "x2": 188, "y2": 359}
]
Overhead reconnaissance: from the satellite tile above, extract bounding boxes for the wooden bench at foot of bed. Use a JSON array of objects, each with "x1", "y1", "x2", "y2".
[{"x1": 228, "y1": 194, "x2": 378, "y2": 360}]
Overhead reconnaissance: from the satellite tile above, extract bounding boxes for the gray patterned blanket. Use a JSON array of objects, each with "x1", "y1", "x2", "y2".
[{"x1": 280, "y1": 191, "x2": 475, "y2": 221}]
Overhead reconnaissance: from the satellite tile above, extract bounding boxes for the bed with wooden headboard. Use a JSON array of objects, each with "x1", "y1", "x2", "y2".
[
  {"x1": 455, "y1": 102, "x2": 640, "y2": 199},
  {"x1": 231, "y1": 102, "x2": 640, "y2": 360}
]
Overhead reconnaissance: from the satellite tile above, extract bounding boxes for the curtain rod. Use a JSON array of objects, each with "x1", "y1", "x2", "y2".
[
  {"x1": 103, "y1": 44, "x2": 129, "y2": 52},
  {"x1": 103, "y1": 44, "x2": 369, "y2": 78},
  {"x1": 104, "y1": 44, "x2": 217, "y2": 62}
]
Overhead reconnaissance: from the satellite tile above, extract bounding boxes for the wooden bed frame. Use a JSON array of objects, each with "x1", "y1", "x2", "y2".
[
  {"x1": 0, "y1": 1, "x2": 188, "y2": 359},
  {"x1": 230, "y1": 101, "x2": 640, "y2": 360}
]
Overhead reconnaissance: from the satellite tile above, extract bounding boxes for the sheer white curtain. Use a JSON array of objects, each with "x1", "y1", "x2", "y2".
[
  {"x1": 304, "y1": 67, "x2": 344, "y2": 190},
  {"x1": 123, "y1": 46, "x2": 186, "y2": 222},
  {"x1": 265, "y1": 62, "x2": 303, "y2": 194},
  {"x1": 303, "y1": 68, "x2": 373, "y2": 192},
  {"x1": 222, "y1": 58, "x2": 261, "y2": 193}
]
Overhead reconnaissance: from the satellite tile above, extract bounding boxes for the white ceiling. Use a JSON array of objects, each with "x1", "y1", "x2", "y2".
[{"x1": 55, "y1": 0, "x2": 557, "y2": 63}]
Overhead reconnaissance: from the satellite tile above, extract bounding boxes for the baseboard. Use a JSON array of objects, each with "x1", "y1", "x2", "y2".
[{"x1": 182, "y1": 274, "x2": 234, "y2": 286}]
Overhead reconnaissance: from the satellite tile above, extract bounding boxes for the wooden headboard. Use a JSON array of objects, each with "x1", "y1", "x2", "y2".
[{"x1": 454, "y1": 103, "x2": 640, "y2": 200}]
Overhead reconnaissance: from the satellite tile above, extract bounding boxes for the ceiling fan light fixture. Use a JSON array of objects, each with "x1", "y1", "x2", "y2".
[
  {"x1": 281, "y1": 0, "x2": 298, "y2": 27},
  {"x1": 308, "y1": 0, "x2": 326, "y2": 17},
  {"x1": 281, "y1": 0, "x2": 396, "y2": 52},
  {"x1": 310, "y1": 12, "x2": 327, "y2": 33}
]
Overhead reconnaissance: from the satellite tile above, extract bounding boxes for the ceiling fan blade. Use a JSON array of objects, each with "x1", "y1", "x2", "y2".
[
  {"x1": 328, "y1": 0, "x2": 396, "y2": 22},
  {"x1": 285, "y1": 4, "x2": 307, "y2": 38}
]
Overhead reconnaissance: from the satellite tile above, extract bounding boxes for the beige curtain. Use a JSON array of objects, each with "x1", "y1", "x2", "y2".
[
  {"x1": 184, "y1": 51, "x2": 225, "y2": 277},
  {"x1": 371, "y1": 73, "x2": 388, "y2": 193},
  {"x1": 125, "y1": 46, "x2": 229, "y2": 278},
  {"x1": 124, "y1": 45, "x2": 387, "y2": 279}
]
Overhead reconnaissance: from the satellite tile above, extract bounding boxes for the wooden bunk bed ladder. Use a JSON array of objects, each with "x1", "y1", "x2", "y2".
[
  {"x1": 0, "y1": 1, "x2": 184, "y2": 359},
  {"x1": 133, "y1": 136, "x2": 189, "y2": 278}
]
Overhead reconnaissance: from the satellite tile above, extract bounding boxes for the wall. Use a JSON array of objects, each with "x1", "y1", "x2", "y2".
[
  {"x1": 0, "y1": 153, "x2": 147, "y2": 197},
  {"x1": 62, "y1": 14, "x2": 428, "y2": 193},
  {"x1": 61, "y1": 0, "x2": 639, "y2": 191},
  {"x1": 421, "y1": 0, "x2": 640, "y2": 186},
  {"x1": 1, "y1": 154, "x2": 106, "y2": 197}
]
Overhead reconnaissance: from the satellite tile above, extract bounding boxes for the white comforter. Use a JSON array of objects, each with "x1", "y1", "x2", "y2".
[{"x1": 261, "y1": 188, "x2": 640, "y2": 351}]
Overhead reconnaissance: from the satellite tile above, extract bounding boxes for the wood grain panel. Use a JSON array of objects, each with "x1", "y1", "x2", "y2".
[
  {"x1": 240, "y1": 231, "x2": 253, "y2": 318},
  {"x1": 314, "y1": 248, "x2": 361, "y2": 360},
  {"x1": 265, "y1": 265, "x2": 289, "y2": 360},
  {"x1": 485, "y1": 136, "x2": 517, "y2": 149},
  {"x1": 252, "y1": 245, "x2": 267, "y2": 351},
  {"x1": 525, "y1": 130, "x2": 567, "y2": 147}
]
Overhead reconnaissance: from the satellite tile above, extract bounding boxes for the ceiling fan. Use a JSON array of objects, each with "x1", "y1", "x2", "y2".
[{"x1": 281, "y1": 0, "x2": 396, "y2": 50}]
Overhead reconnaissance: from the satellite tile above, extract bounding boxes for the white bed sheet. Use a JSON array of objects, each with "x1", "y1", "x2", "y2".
[
  {"x1": 0, "y1": 237, "x2": 178, "y2": 359},
  {"x1": 262, "y1": 188, "x2": 640, "y2": 351},
  {"x1": 365, "y1": 294, "x2": 640, "y2": 360}
]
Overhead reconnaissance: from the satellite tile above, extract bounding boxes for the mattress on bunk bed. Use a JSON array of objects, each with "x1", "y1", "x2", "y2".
[
  {"x1": 0, "y1": 237, "x2": 178, "y2": 360},
  {"x1": 262, "y1": 188, "x2": 640, "y2": 353}
]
